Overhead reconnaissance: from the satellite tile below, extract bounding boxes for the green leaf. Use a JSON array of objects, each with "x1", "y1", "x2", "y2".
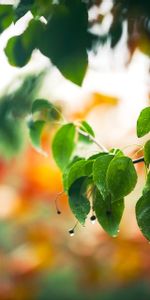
[
  {"x1": 14, "y1": 0, "x2": 52, "y2": 21},
  {"x1": 88, "y1": 152, "x2": 108, "y2": 160},
  {"x1": 93, "y1": 188, "x2": 124, "y2": 237},
  {"x1": 6, "y1": 2, "x2": 88, "y2": 85},
  {"x1": 93, "y1": 154, "x2": 114, "y2": 198},
  {"x1": 5, "y1": 19, "x2": 43, "y2": 67},
  {"x1": 14, "y1": 0, "x2": 36, "y2": 20},
  {"x1": 143, "y1": 172, "x2": 150, "y2": 195},
  {"x1": 62, "y1": 156, "x2": 84, "y2": 192},
  {"x1": 5, "y1": 35, "x2": 32, "y2": 67},
  {"x1": 144, "y1": 140, "x2": 150, "y2": 167},
  {"x1": 52, "y1": 123, "x2": 76, "y2": 170},
  {"x1": 67, "y1": 159, "x2": 93, "y2": 191},
  {"x1": 32, "y1": 99, "x2": 53, "y2": 114},
  {"x1": 137, "y1": 107, "x2": 150, "y2": 138},
  {"x1": 68, "y1": 177, "x2": 90, "y2": 224},
  {"x1": 32, "y1": 98, "x2": 60, "y2": 121},
  {"x1": 0, "y1": 5, "x2": 13, "y2": 34},
  {"x1": 28, "y1": 119, "x2": 46, "y2": 154},
  {"x1": 136, "y1": 191, "x2": 150, "y2": 241},
  {"x1": 106, "y1": 156, "x2": 137, "y2": 199},
  {"x1": 37, "y1": 1, "x2": 88, "y2": 85},
  {"x1": 79, "y1": 121, "x2": 95, "y2": 144}
]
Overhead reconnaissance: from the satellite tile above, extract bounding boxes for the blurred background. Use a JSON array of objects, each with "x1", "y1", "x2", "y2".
[{"x1": 0, "y1": 1, "x2": 150, "y2": 299}]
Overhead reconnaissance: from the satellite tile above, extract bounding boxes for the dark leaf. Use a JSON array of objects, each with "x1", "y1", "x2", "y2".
[
  {"x1": 109, "y1": 20, "x2": 123, "y2": 48},
  {"x1": 37, "y1": 1, "x2": 88, "y2": 85},
  {"x1": 93, "y1": 188, "x2": 124, "y2": 236},
  {"x1": 136, "y1": 191, "x2": 150, "y2": 241},
  {"x1": 5, "y1": 19, "x2": 43, "y2": 67},
  {"x1": 93, "y1": 154, "x2": 114, "y2": 198},
  {"x1": 68, "y1": 177, "x2": 90, "y2": 224},
  {"x1": 14, "y1": 0, "x2": 35, "y2": 20},
  {"x1": 62, "y1": 156, "x2": 84, "y2": 192},
  {"x1": 0, "y1": 5, "x2": 13, "y2": 34},
  {"x1": 67, "y1": 159, "x2": 93, "y2": 191}
]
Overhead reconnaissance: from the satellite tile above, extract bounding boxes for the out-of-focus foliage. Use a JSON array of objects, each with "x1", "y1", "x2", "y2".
[
  {"x1": 0, "y1": 0, "x2": 150, "y2": 85},
  {"x1": 1, "y1": 0, "x2": 150, "y2": 241},
  {"x1": 1, "y1": 1, "x2": 150, "y2": 299},
  {"x1": 0, "y1": 72, "x2": 44, "y2": 159}
]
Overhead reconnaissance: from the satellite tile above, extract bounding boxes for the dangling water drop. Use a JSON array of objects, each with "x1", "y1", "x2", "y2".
[
  {"x1": 113, "y1": 234, "x2": 117, "y2": 238},
  {"x1": 90, "y1": 215, "x2": 96, "y2": 224},
  {"x1": 68, "y1": 229, "x2": 75, "y2": 237}
]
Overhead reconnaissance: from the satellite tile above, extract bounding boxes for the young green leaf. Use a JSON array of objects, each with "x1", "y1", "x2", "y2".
[
  {"x1": 28, "y1": 120, "x2": 46, "y2": 154},
  {"x1": 52, "y1": 123, "x2": 76, "y2": 170},
  {"x1": 32, "y1": 99, "x2": 60, "y2": 121},
  {"x1": 93, "y1": 154, "x2": 114, "y2": 198},
  {"x1": 144, "y1": 140, "x2": 150, "y2": 167},
  {"x1": 32, "y1": 99, "x2": 53, "y2": 114},
  {"x1": 136, "y1": 191, "x2": 150, "y2": 241},
  {"x1": 93, "y1": 189, "x2": 124, "y2": 237},
  {"x1": 106, "y1": 156, "x2": 137, "y2": 200},
  {"x1": 68, "y1": 177, "x2": 90, "y2": 224},
  {"x1": 79, "y1": 120, "x2": 95, "y2": 144},
  {"x1": 137, "y1": 107, "x2": 150, "y2": 138}
]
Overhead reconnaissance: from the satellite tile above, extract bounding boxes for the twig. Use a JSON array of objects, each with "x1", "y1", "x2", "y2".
[
  {"x1": 54, "y1": 191, "x2": 64, "y2": 214},
  {"x1": 77, "y1": 128, "x2": 108, "y2": 152},
  {"x1": 133, "y1": 156, "x2": 144, "y2": 164}
]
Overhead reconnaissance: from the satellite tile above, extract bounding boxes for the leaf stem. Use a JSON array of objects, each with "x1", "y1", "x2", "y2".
[
  {"x1": 133, "y1": 156, "x2": 144, "y2": 164},
  {"x1": 77, "y1": 128, "x2": 108, "y2": 152}
]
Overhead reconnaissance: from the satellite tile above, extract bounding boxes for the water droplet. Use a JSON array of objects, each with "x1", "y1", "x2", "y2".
[
  {"x1": 117, "y1": 229, "x2": 120, "y2": 233},
  {"x1": 91, "y1": 219, "x2": 96, "y2": 224},
  {"x1": 113, "y1": 234, "x2": 117, "y2": 238},
  {"x1": 90, "y1": 215, "x2": 96, "y2": 224},
  {"x1": 69, "y1": 229, "x2": 74, "y2": 237}
]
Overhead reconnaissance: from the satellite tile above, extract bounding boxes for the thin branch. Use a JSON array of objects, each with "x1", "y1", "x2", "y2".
[
  {"x1": 54, "y1": 191, "x2": 65, "y2": 214},
  {"x1": 133, "y1": 156, "x2": 144, "y2": 164},
  {"x1": 77, "y1": 128, "x2": 108, "y2": 152}
]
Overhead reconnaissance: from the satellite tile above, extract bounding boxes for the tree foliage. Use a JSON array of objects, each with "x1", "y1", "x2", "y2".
[
  {"x1": 0, "y1": 1, "x2": 150, "y2": 239},
  {"x1": 1, "y1": 0, "x2": 150, "y2": 85},
  {"x1": 27, "y1": 99, "x2": 150, "y2": 240}
]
